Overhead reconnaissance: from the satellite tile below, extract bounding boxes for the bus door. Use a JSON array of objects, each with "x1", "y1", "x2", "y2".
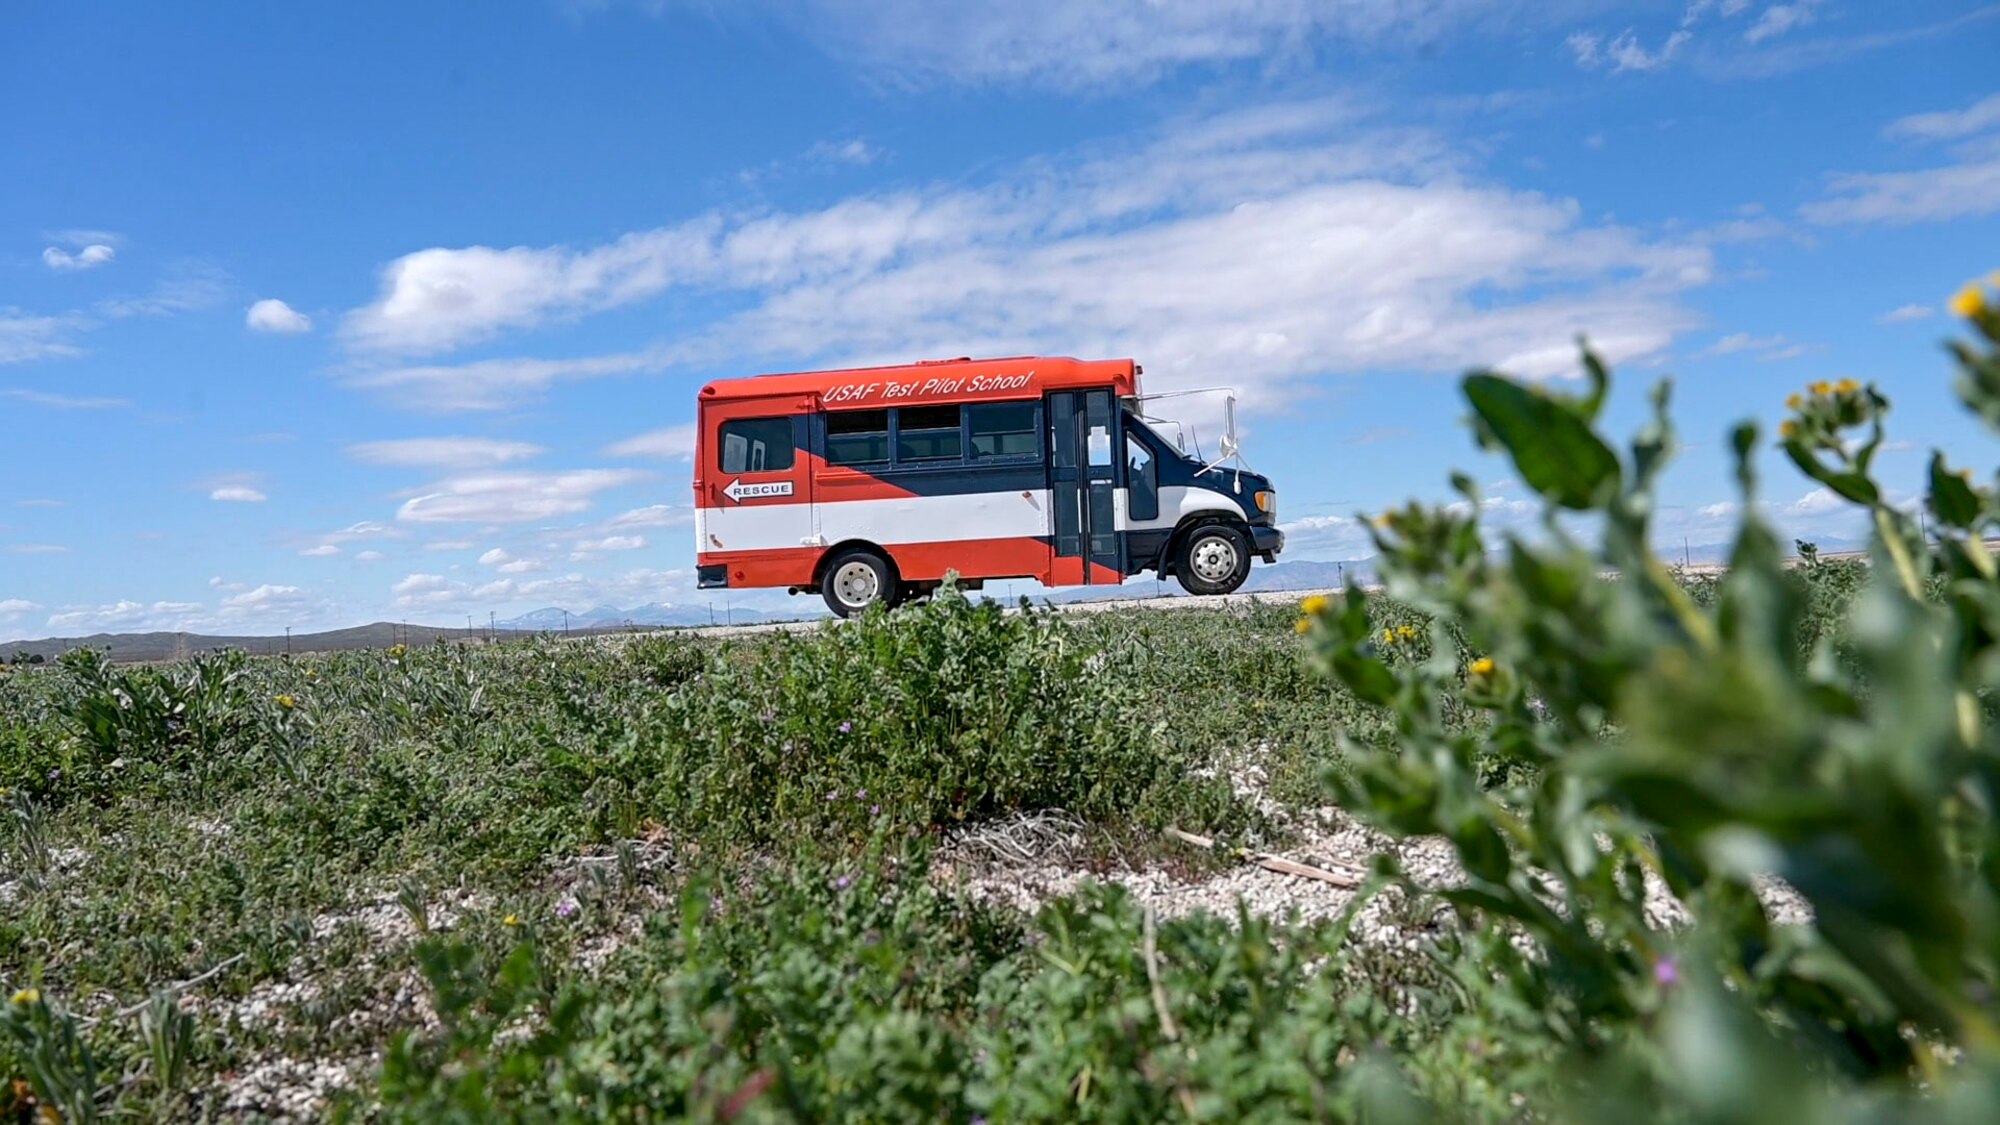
[
  {"x1": 698, "y1": 394, "x2": 818, "y2": 560},
  {"x1": 1046, "y1": 388, "x2": 1125, "y2": 585}
]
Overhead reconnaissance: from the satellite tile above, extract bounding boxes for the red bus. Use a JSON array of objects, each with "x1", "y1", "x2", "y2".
[{"x1": 692, "y1": 354, "x2": 1283, "y2": 617}]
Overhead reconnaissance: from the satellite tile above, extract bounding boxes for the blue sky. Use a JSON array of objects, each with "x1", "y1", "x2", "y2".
[{"x1": 3, "y1": 0, "x2": 1997, "y2": 637}]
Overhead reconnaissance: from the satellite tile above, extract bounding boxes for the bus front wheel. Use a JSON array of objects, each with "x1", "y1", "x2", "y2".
[
  {"x1": 1176, "y1": 525, "x2": 1251, "y2": 596},
  {"x1": 822, "y1": 548, "x2": 898, "y2": 618}
]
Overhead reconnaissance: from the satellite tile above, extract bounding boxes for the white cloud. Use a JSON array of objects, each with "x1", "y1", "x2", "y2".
[
  {"x1": 395, "y1": 468, "x2": 652, "y2": 524},
  {"x1": 392, "y1": 573, "x2": 458, "y2": 608},
  {"x1": 1787, "y1": 487, "x2": 1844, "y2": 516},
  {"x1": 575, "y1": 535, "x2": 646, "y2": 552},
  {"x1": 210, "y1": 487, "x2": 268, "y2": 503},
  {"x1": 95, "y1": 269, "x2": 230, "y2": 319},
  {"x1": 246, "y1": 298, "x2": 313, "y2": 333},
  {"x1": 1886, "y1": 93, "x2": 2000, "y2": 142},
  {"x1": 1879, "y1": 304, "x2": 1936, "y2": 323},
  {"x1": 635, "y1": 0, "x2": 1516, "y2": 92},
  {"x1": 805, "y1": 138, "x2": 880, "y2": 167},
  {"x1": 605, "y1": 423, "x2": 697, "y2": 460},
  {"x1": 345, "y1": 350, "x2": 670, "y2": 412},
  {"x1": 299, "y1": 545, "x2": 341, "y2": 557},
  {"x1": 0, "y1": 311, "x2": 85, "y2": 365},
  {"x1": 1801, "y1": 158, "x2": 2000, "y2": 226},
  {"x1": 498, "y1": 557, "x2": 546, "y2": 574},
  {"x1": 339, "y1": 98, "x2": 1712, "y2": 420},
  {"x1": 1700, "y1": 331, "x2": 1785, "y2": 356},
  {"x1": 219, "y1": 584, "x2": 317, "y2": 617},
  {"x1": 46, "y1": 600, "x2": 205, "y2": 634},
  {"x1": 347, "y1": 436, "x2": 547, "y2": 469},
  {"x1": 1804, "y1": 92, "x2": 2000, "y2": 226},
  {"x1": 355, "y1": 550, "x2": 385, "y2": 562},
  {"x1": 1569, "y1": 28, "x2": 1693, "y2": 72},
  {"x1": 0, "y1": 388, "x2": 132, "y2": 409},
  {"x1": 43, "y1": 244, "x2": 115, "y2": 271},
  {"x1": 0, "y1": 598, "x2": 40, "y2": 617},
  {"x1": 3, "y1": 544, "x2": 71, "y2": 555},
  {"x1": 1743, "y1": 1, "x2": 1822, "y2": 44},
  {"x1": 607, "y1": 504, "x2": 692, "y2": 529},
  {"x1": 479, "y1": 547, "x2": 512, "y2": 566}
]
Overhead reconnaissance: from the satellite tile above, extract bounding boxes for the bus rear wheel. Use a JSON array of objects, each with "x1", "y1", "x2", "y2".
[
  {"x1": 821, "y1": 548, "x2": 898, "y2": 618},
  {"x1": 1176, "y1": 524, "x2": 1251, "y2": 596}
]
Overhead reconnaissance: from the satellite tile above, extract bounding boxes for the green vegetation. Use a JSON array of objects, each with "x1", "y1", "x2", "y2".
[{"x1": 5, "y1": 275, "x2": 1999, "y2": 1122}]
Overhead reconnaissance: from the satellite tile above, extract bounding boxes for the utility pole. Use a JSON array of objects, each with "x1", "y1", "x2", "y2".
[
  {"x1": 489, "y1": 610, "x2": 495, "y2": 642},
  {"x1": 562, "y1": 610, "x2": 569, "y2": 636},
  {"x1": 285, "y1": 625, "x2": 291, "y2": 655}
]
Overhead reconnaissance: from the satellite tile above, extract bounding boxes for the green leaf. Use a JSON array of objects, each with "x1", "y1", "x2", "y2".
[
  {"x1": 1929, "y1": 452, "x2": 1983, "y2": 529},
  {"x1": 1463, "y1": 373, "x2": 1622, "y2": 510}
]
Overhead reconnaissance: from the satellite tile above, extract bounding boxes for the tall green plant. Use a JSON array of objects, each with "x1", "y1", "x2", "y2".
[{"x1": 1300, "y1": 272, "x2": 2000, "y2": 1107}]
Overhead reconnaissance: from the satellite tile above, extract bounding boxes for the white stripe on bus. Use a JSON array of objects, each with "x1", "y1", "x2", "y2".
[{"x1": 695, "y1": 485, "x2": 1245, "y2": 554}]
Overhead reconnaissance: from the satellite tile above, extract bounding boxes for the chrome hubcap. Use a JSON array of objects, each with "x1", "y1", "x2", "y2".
[
  {"x1": 1191, "y1": 537, "x2": 1238, "y2": 582},
  {"x1": 834, "y1": 561, "x2": 880, "y2": 607}
]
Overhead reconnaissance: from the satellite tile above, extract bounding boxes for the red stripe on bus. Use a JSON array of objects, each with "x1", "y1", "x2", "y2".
[{"x1": 697, "y1": 536, "x2": 1125, "y2": 590}]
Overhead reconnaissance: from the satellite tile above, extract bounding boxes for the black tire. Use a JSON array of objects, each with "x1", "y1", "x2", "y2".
[
  {"x1": 821, "y1": 548, "x2": 898, "y2": 618},
  {"x1": 1175, "y1": 524, "x2": 1252, "y2": 596}
]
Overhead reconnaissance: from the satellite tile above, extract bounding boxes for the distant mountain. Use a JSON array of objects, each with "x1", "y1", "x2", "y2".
[
  {"x1": 0, "y1": 622, "x2": 484, "y2": 664},
  {"x1": 493, "y1": 601, "x2": 797, "y2": 630}
]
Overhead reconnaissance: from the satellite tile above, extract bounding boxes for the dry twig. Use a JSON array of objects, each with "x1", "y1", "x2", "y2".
[{"x1": 1167, "y1": 827, "x2": 1362, "y2": 888}]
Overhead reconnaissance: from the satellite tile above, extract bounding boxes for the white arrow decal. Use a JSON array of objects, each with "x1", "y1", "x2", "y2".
[{"x1": 724, "y1": 477, "x2": 794, "y2": 503}]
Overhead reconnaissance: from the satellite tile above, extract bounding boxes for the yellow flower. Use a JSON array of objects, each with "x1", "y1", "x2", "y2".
[
  {"x1": 10, "y1": 988, "x2": 37, "y2": 1005},
  {"x1": 1372, "y1": 512, "x2": 1394, "y2": 530},
  {"x1": 1469, "y1": 657, "x2": 1496, "y2": 676},
  {"x1": 1300, "y1": 594, "x2": 1329, "y2": 616},
  {"x1": 1293, "y1": 618, "x2": 1311, "y2": 635},
  {"x1": 1808, "y1": 380, "x2": 1832, "y2": 396},
  {"x1": 1785, "y1": 393, "x2": 1802, "y2": 410},
  {"x1": 1951, "y1": 283, "x2": 1987, "y2": 319},
  {"x1": 1835, "y1": 378, "x2": 1860, "y2": 395},
  {"x1": 274, "y1": 694, "x2": 295, "y2": 710},
  {"x1": 388, "y1": 643, "x2": 408, "y2": 659},
  {"x1": 503, "y1": 914, "x2": 519, "y2": 927},
  {"x1": 1779, "y1": 419, "x2": 1799, "y2": 439}
]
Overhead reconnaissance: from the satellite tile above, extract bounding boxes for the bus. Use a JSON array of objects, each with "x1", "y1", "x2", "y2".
[{"x1": 691, "y1": 354, "x2": 1283, "y2": 617}]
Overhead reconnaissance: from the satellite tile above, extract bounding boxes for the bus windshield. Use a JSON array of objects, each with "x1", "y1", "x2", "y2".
[{"x1": 1124, "y1": 409, "x2": 1198, "y2": 463}]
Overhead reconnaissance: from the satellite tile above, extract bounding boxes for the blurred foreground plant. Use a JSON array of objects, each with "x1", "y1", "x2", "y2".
[{"x1": 1301, "y1": 271, "x2": 2000, "y2": 1114}]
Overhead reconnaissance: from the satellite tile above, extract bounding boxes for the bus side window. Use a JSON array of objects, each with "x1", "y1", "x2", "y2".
[
  {"x1": 967, "y1": 402, "x2": 1038, "y2": 460},
  {"x1": 1127, "y1": 435, "x2": 1159, "y2": 521},
  {"x1": 718, "y1": 417, "x2": 795, "y2": 474},
  {"x1": 826, "y1": 409, "x2": 890, "y2": 466}
]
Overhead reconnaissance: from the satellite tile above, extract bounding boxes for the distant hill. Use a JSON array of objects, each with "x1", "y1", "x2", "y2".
[
  {"x1": 1, "y1": 539, "x2": 1880, "y2": 665},
  {"x1": 494, "y1": 601, "x2": 793, "y2": 630},
  {"x1": 1, "y1": 622, "x2": 486, "y2": 664}
]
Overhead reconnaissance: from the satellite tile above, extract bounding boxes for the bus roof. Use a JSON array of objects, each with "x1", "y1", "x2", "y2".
[{"x1": 697, "y1": 355, "x2": 1140, "y2": 409}]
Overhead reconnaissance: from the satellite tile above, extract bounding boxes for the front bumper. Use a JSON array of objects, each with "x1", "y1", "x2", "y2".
[{"x1": 1251, "y1": 524, "x2": 1284, "y2": 560}]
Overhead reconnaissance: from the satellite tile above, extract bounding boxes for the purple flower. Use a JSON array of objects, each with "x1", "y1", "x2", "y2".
[
  {"x1": 761, "y1": 711, "x2": 776, "y2": 723},
  {"x1": 556, "y1": 900, "x2": 578, "y2": 919},
  {"x1": 1654, "y1": 957, "x2": 1679, "y2": 986},
  {"x1": 838, "y1": 720, "x2": 852, "y2": 734},
  {"x1": 871, "y1": 805, "x2": 880, "y2": 815},
  {"x1": 856, "y1": 788, "x2": 866, "y2": 799},
  {"x1": 835, "y1": 875, "x2": 851, "y2": 889}
]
